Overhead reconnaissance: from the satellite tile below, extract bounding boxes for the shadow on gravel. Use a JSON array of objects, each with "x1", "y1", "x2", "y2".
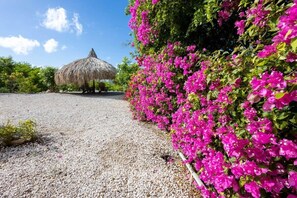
[
  {"x1": 0, "y1": 134, "x2": 56, "y2": 161},
  {"x1": 62, "y1": 91, "x2": 125, "y2": 100}
]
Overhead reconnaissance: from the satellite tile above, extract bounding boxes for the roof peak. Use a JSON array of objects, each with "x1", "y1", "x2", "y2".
[{"x1": 88, "y1": 48, "x2": 97, "y2": 58}]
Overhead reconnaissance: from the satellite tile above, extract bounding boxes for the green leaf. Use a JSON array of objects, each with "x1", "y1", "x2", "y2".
[
  {"x1": 279, "y1": 55, "x2": 287, "y2": 60},
  {"x1": 291, "y1": 37, "x2": 297, "y2": 52},
  {"x1": 289, "y1": 115, "x2": 297, "y2": 124},
  {"x1": 229, "y1": 157, "x2": 237, "y2": 163},
  {"x1": 275, "y1": 92, "x2": 286, "y2": 99},
  {"x1": 277, "y1": 112, "x2": 289, "y2": 120},
  {"x1": 239, "y1": 176, "x2": 247, "y2": 187},
  {"x1": 285, "y1": 29, "x2": 292, "y2": 40},
  {"x1": 277, "y1": 42, "x2": 286, "y2": 52}
]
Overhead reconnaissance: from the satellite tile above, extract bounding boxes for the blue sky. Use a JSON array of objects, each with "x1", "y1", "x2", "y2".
[{"x1": 0, "y1": 0, "x2": 133, "y2": 68}]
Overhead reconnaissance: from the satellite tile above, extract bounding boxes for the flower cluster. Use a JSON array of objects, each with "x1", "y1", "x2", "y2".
[
  {"x1": 128, "y1": 43, "x2": 297, "y2": 197},
  {"x1": 127, "y1": 0, "x2": 297, "y2": 197},
  {"x1": 246, "y1": 1, "x2": 270, "y2": 28},
  {"x1": 235, "y1": 20, "x2": 245, "y2": 35},
  {"x1": 235, "y1": 0, "x2": 271, "y2": 36},
  {"x1": 258, "y1": 1, "x2": 297, "y2": 61},
  {"x1": 217, "y1": 0, "x2": 239, "y2": 26},
  {"x1": 128, "y1": 0, "x2": 155, "y2": 46},
  {"x1": 249, "y1": 71, "x2": 296, "y2": 111},
  {"x1": 171, "y1": 59, "x2": 297, "y2": 197},
  {"x1": 127, "y1": 43, "x2": 198, "y2": 129}
]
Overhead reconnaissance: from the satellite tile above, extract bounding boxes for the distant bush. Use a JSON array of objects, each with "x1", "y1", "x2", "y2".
[
  {"x1": 104, "y1": 81, "x2": 123, "y2": 91},
  {"x1": 40, "y1": 67, "x2": 58, "y2": 92},
  {"x1": 115, "y1": 57, "x2": 139, "y2": 91},
  {"x1": 0, "y1": 87, "x2": 10, "y2": 93},
  {"x1": 0, "y1": 120, "x2": 37, "y2": 146},
  {"x1": 0, "y1": 56, "x2": 58, "y2": 93},
  {"x1": 58, "y1": 84, "x2": 80, "y2": 92}
]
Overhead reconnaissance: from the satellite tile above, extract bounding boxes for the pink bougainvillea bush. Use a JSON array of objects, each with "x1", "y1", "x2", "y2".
[{"x1": 126, "y1": 0, "x2": 297, "y2": 197}]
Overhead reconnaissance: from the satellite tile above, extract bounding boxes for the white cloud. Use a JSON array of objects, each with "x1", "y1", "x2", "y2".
[
  {"x1": 43, "y1": 39, "x2": 58, "y2": 53},
  {"x1": 43, "y1": 7, "x2": 68, "y2": 32},
  {"x1": 61, "y1": 45, "x2": 67, "y2": 50},
  {"x1": 0, "y1": 35, "x2": 40, "y2": 55},
  {"x1": 42, "y1": 7, "x2": 83, "y2": 35},
  {"x1": 72, "y1": 13, "x2": 83, "y2": 35}
]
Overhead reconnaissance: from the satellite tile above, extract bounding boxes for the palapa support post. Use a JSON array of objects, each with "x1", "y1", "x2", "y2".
[{"x1": 92, "y1": 80, "x2": 95, "y2": 93}]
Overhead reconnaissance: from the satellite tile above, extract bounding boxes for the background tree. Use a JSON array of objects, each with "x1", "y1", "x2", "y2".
[
  {"x1": 0, "y1": 57, "x2": 58, "y2": 93},
  {"x1": 40, "y1": 66, "x2": 58, "y2": 92},
  {"x1": 115, "y1": 57, "x2": 139, "y2": 91}
]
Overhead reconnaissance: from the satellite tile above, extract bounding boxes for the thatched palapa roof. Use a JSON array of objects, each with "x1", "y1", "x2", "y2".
[{"x1": 55, "y1": 48, "x2": 117, "y2": 86}]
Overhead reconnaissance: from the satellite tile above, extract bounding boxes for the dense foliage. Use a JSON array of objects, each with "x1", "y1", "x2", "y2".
[
  {"x1": 126, "y1": 0, "x2": 297, "y2": 197},
  {"x1": 0, "y1": 57, "x2": 58, "y2": 93}
]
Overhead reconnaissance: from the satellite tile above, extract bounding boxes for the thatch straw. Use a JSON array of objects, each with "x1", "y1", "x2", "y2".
[{"x1": 55, "y1": 48, "x2": 117, "y2": 86}]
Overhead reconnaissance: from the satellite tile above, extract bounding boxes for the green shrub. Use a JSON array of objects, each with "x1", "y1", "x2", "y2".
[
  {"x1": 0, "y1": 120, "x2": 37, "y2": 146},
  {"x1": 0, "y1": 87, "x2": 10, "y2": 93},
  {"x1": 115, "y1": 57, "x2": 139, "y2": 91},
  {"x1": 40, "y1": 67, "x2": 58, "y2": 92},
  {"x1": 104, "y1": 81, "x2": 123, "y2": 91},
  {"x1": 58, "y1": 84, "x2": 80, "y2": 92},
  {"x1": 0, "y1": 57, "x2": 58, "y2": 93}
]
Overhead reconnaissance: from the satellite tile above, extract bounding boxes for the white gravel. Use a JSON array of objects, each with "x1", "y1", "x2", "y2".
[{"x1": 0, "y1": 93, "x2": 199, "y2": 197}]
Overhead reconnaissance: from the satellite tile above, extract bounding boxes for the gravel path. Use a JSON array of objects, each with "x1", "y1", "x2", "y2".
[{"x1": 0, "y1": 93, "x2": 198, "y2": 197}]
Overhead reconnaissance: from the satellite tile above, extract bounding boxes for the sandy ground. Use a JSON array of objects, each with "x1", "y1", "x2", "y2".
[{"x1": 0, "y1": 93, "x2": 199, "y2": 198}]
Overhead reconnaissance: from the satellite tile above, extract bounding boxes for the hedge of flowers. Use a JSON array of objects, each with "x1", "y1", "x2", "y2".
[{"x1": 126, "y1": 0, "x2": 297, "y2": 197}]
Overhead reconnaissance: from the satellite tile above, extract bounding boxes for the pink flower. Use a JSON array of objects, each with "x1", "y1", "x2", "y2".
[
  {"x1": 186, "y1": 45, "x2": 196, "y2": 52},
  {"x1": 260, "y1": 177, "x2": 277, "y2": 192},
  {"x1": 252, "y1": 132, "x2": 276, "y2": 145},
  {"x1": 244, "y1": 106, "x2": 257, "y2": 120},
  {"x1": 258, "y1": 45, "x2": 277, "y2": 58},
  {"x1": 259, "y1": 3, "x2": 297, "y2": 55},
  {"x1": 259, "y1": 88, "x2": 272, "y2": 97},
  {"x1": 291, "y1": 90, "x2": 297, "y2": 102},
  {"x1": 136, "y1": 11, "x2": 152, "y2": 45},
  {"x1": 268, "y1": 71, "x2": 287, "y2": 90},
  {"x1": 288, "y1": 171, "x2": 297, "y2": 189},
  {"x1": 235, "y1": 20, "x2": 245, "y2": 35},
  {"x1": 260, "y1": 177, "x2": 286, "y2": 193},
  {"x1": 263, "y1": 101, "x2": 275, "y2": 111},
  {"x1": 209, "y1": 79, "x2": 220, "y2": 90},
  {"x1": 245, "y1": 181, "x2": 261, "y2": 198},
  {"x1": 247, "y1": 3, "x2": 270, "y2": 27},
  {"x1": 286, "y1": 52, "x2": 297, "y2": 62},
  {"x1": 198, "y1": 186, "x2": 217, "y2": 198},
  {"x1": 184, "y1": 67, "x2": 207, "y2": 93},
  {"x1": 234, "y1": 78, "x2": 242, "y2": 87},
  {"x1": 288, "y1": 195, "x2": 297, "y2": 198},
  {"x1": 152, "y1": 0, "x2": 159, "y2": 5},
  {"x1": 214, "y1": 174, "x2": 234, "y2": 192},
  {"x1": 222, "y1": 133, "x2": 248, "y2": 158},
  {"x1": 231, "y1": 166, "x2": 244, "y2": 179},
  {"x1": 279, "y1": 139, "x2": 297, "y2": 160},
  {"x1": 239, "y1": 11, "x2": 245, "y2": 18},
  {"x1": 250, "y1": 77, "x2": 263, "y2": 91},
  {"x1": 218, "y1": 10, "x2": 231, "y2": 26}
]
